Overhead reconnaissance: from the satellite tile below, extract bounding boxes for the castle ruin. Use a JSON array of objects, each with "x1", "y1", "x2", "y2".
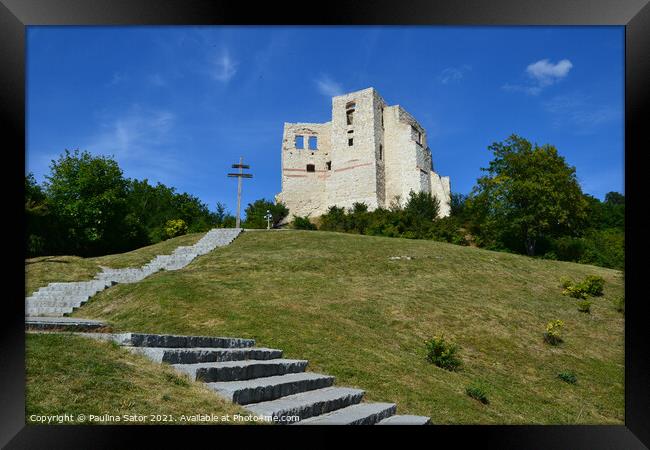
[{"x1": 276, "y1": 87, "x2": 451, "y2": 219}]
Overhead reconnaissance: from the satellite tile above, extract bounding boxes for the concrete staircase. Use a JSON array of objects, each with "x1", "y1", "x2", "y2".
[
  {"x1": 86, "y1": 332, "x2": 430, "y2": 425},
  {"x1": 25, "y1": 228, "x2": 242, "y2": 318}
]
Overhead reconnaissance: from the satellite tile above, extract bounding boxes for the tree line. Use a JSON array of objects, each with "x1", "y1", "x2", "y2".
[
  {"x1": 25, "y1": 149, "x2": 289, "y2": 257},
  {"x1": 292, "y1": 135, "x2": 624, "y2": 270}
]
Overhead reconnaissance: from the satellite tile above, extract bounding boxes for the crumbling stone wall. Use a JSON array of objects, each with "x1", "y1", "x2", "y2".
[{"x1": 276, "y1": 87, "x2": 451, "y2": 220}]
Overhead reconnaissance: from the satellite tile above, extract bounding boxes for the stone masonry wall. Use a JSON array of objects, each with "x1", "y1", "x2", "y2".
[{"x1": 277, "y1": 87, "x2": 451, "y2": 219}]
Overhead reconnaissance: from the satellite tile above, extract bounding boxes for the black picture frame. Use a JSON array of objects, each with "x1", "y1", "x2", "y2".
[{"x1": 1, "y1": 0, "x2": 647, "y2": 447}]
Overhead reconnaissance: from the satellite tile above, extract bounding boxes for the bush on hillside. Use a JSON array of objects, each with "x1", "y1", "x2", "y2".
[
  {"x1": 425, "y1": 335, "x2": 462, "y2": 371},
  {"x1": 581, "y1": 275, "x2": 605, "y2": 297},
  {"x1": 292, "y1": 215, "x2": 316, "y2": 230},
  {"x1": 558, "y1": 371, "x2": 578, "y2": 384},
  {"x1": 465, "y1": 383, "x2": 489, "y2": 404},
  {"x1": 577, "y1": 300, "x2": 591, "y2": 313},
  {"x1": 544, "y1": 320, "x2": 564, "y2": 345},
  {"x1": 164, "y1": 219, "x2": 188, "y2": 239}
]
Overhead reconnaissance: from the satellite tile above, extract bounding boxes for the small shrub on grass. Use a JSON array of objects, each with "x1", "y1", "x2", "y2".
[
  {"x1": 164, "y1": 219, "x2": 188, "y2": 239},
  {"x1": 425, "y1": 335, "x2": 462, "y2": 371},
  {"x1": 614, "y1": 296, "x2": 625, "y2": 313},
  {"x1": 581, "y1": 275, "x2": 605, "y2": 297},
  {"x1": 558, "y1": 371, "x2": 578, "y2": 384},
  {"x1": 465, "y1": 383, "x2": 489, "y2": 404},
  {"x1": 577, "y1": 300, "x2": 591, "y2": 313},
  {"x1": 544, "y1": 320, "x2": 564, "y2": 345},
  {"x1": 292, "y1": 215, "x2": 317, "y2": 230},
  {"x1": 559, "y1": 276, "x2": 574, "y2": 289},
  {"x1": 562, "y1": 275, "x2": 605, "y2": 299},
  {"x1": 562, "y1": 284, "x2": 589, "y2": 299}
]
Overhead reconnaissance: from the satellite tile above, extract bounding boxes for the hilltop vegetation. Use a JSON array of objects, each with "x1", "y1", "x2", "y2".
[
  {"x1": 293, "y1": 135, "x2": 624, "y2": 270},
  {"x1": 64, "y1": 230, "x2": 623, "y2": 424}
]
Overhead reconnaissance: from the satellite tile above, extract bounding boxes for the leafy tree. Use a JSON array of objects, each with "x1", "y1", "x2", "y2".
[
  {"x1": 25, "y1": 173, "x2": 50, "y2": 256},
  {"x1": 467, "y1": 135, "x2": 587, "y2": 256},
  {"x1": 243, "y1": 199, "x2": 289, "y2": 229},
  {"x1": 44, "y1": 149, "x2": 135, "y2": 256}
]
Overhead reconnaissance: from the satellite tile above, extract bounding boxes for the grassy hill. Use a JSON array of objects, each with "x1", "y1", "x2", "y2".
[{"x1": 26, "y1": 230, "x2": 624, "y2": 424}]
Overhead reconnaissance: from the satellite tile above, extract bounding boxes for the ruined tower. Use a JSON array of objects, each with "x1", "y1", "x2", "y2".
[{"x1": 276, "y1": 87, "x2": 451, "y2": 219}]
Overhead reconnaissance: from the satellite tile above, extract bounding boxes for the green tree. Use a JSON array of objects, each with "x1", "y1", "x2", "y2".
[
  {"x1": 44, "y1": 149, "x2": 135, "y2": 256},
  {"x1": 243, "y1": 199, "x2": 289, "y2": 229},
  {"x1": 25, "y1": 173, "x2": 50, "y2": 256},
  {"x1": 467, "y1": 135, "x2": 587, "y2": 256}
]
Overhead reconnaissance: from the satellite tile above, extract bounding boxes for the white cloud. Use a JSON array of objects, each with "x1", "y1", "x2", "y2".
[
  {"x1": 526, "y1": 59, "x2": 573, "y2": 86},
  {"x1": 503, "y1": 58, "x2": 573, "y2": 95},
  {"x1": 315, "y1": 75, "x2": 343, "y2": 97},
  {"x1": 542, "y1": 92, "x2": 620, "y2": 133},
  {"x1": 211, "y1": 50, "x2": 238, "y2": 82},
  {"x1": 84, "y1": 106, "x2": 186, "y2": 183},
  {"x1": 438, "y1": 65, "x2": 472, "y2": 84}
]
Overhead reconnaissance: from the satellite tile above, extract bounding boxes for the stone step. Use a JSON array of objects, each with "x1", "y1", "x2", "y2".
[
  {"x1": 376, "y1": 415, "x2": 431, "y2": 425},
  {"x1": 174, "y1": 359, "x2": 308, "y2": 382},
  {"x1": 26, "y1": 298, "x2": 87, "y2": 308},
  {"x1": 119, "y1": 333, "x2": 255, "y2": 349},
  {"x1": 126, "y1": 346, "x2": 283, "y2": 364},
  {"x1": 29, "y1": 293, "x2": 90, "y2": 303},
  {"x1": 245, "y1": 386, "x2": 364, "y2": 423},
  {"x1": 207, "y1": 372, "x2": 335, "y2": 405},
  {"x1": 26, "y1": 317, "x2": 109, "y2": 331},
  {"x1": 295, "y1": 402, "x2": 397, "y2": 425},
  {"x1": 26, "y1": 306, "x2": 74, "y2": 316}
]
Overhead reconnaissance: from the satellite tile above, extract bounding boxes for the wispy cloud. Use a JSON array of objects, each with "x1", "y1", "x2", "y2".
[
  {"x1": 542, "y1": 92, "x2": 620, "y2": 134},
  {"x1": 210, "y1": 49, "x2": 238, "y2": 82},
  {"x1": 315, "y1": 74, "x2": 343, "y2": 97},
  {"x1": 106, "y1": 71, "x2": 127, "y2": 87},
  {"x1": 148, "y1": 73, "x2": 166, "y2": 87},
  {"x1": 503, "y1": 58, "x2": 573, "y2": 95},
  {"x1": 84, "y1": 105, "x2": 186, "y2": 183},
  {"x1": 438, "y1": 65, "x2": 472, "y2": 84}
]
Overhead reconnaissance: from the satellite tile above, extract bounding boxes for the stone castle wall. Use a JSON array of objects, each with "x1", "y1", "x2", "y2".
[{"x1": 276, "y1": 87, "x2": 451, "y2": 220}]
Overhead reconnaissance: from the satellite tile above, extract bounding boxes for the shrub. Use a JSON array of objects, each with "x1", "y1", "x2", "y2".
[
  {"x1": 562, "y1": 284, "x2": 588, "y2": 299},
  {"x1": 559, "y1": 276, "x2": 574, "y2": 289},
  {"x1": 465, "y1": 383, "x2": 489, "y2": 404},
  {"x1": 558, "y1": 371, "x2": 577, "y2": 384},
  {"x1": 544, "y1": 319, "x2": 564, "y2": 345},
  {"x1": 163, "y1": 219, "x2": 188, "y2": 239},
  {"x1": 425, "y1": 335, "x2": 462, "y2": 371},
  {"x1": 292, "y1": 215, "x2": 316, "y2": 230},
  {"x1": 581, "y1": 275, "x2": 605, "y2": 297},
  {"x1": 577, "y1": 300, "x2": 591, "y2": 313},
  {"x1": 614, "y1": 296, "x2": 625, "y2": 313}
]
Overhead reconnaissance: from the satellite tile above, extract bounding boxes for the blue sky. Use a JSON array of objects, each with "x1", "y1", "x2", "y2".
[{"x1": 26, "y1": 26, "x2": 624, "y2": 215}]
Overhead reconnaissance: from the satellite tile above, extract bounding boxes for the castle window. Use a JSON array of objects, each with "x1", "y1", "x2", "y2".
[
  {"x1": 326, "y1": 161, "x2": 331, "y2": 170},
  {"x1": 346, "y1": 102, "x2": 356, "y2": 125},
  {"x1": 379, "y1": 144, "x2": 383, "y2": 160},
  {"x1": 411, "y1": 126, "x2": 422, "y2": 145},
  {"x1": 295, "y1": 135, "x2": 304, "y2": 149},
  {"x1": 306, "y1": 164, "x2": 315, "y2": 172},
  {"x1": 308, "y1": 136, "x2": 318, "y2": 150},
  {"x1": 348, "y1": 138, "x2": 354, "y2": 147}
]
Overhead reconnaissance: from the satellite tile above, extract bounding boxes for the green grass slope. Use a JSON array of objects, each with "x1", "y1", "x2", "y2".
[
  {"x1": 68, "y1": 230, "x2": 624, "y2": 424},
  {"x1": 26, "y1": 333, "x2": 253, "y2": 424},
  {"x1": 25, "y1": 232, "x2": 205, "y2": 296}
]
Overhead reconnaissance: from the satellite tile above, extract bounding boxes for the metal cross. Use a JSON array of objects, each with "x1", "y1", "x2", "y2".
[{"x1": 227, "y1": 156, "x2": 253, "y2": 228}]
